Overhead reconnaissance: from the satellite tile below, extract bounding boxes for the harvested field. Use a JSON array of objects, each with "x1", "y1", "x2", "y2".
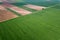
[
  {"x1": 5, "y1": 4, "x2": 32, "y2": 15},
  {"x1": 0, "y1": 5, "x2": 6, "y2": 10},
  {"x1": 0, "y1": 5, "x2": 18, "y2": 22},
  {"x1": 24, "y1": 4, "x2": 46, "y2": 10}
]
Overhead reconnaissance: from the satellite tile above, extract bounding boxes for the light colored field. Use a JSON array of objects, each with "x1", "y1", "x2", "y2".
[
  {"x1": 0, "y1": 6, "x2": 6, "y2": 10},
  {"x1": 6, "y1": 4, "x2": 32, "y2": 15},
  {"x1": 24, "y1": 4, "x2": 46, "y2": 10},
  {"x1": 0, "y1": 5, "x2": 18, "y2": 22}
]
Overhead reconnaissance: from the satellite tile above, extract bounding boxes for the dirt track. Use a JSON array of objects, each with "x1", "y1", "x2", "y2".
[
  {"x1": 0, "y1": 5, "x2": 18, "y2": 22},
  {"x1": 24, "y1": 4, "x2": 46, "y2": 10},
  {"x1": 5, "y1": 4, "x2": 32, "y2": 15}
]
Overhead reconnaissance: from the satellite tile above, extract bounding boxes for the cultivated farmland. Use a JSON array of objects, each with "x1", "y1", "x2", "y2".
[
  {"x1": 0, "y1": 4, "x2": 60, "y2": 40},
  {"x1": 24, "y1": 4, "x2": 46, "y2": 10},
  {"x1": 0, "y1": 0, "x2": 60, "y2": 40},
  {"x1": 0, "y1": 5, "x2": 18, "y2": 22}
]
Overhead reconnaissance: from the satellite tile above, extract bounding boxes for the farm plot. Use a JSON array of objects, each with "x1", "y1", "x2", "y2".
[
  {"x1": 24, "y1": 4, "x2": 46, "y2": 10},
  {"x1": 5, "y1": 4, "x2": 32, "y2": 15},
  {"x1": 0, "y1": 5, "x2": 18, "y2": 22}
]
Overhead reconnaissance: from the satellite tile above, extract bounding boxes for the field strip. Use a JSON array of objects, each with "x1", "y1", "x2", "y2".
[
  {"x1": 5, "y1": 4, "x2": 32, "y2": 15},
  {"x1": 0, "y1": 5, "x2": 7, "y2": 10},
  {"x1": 0, "y1": 5, "x2": 18, "y2": 22},
  {"x1": 24, "y1": 4, "x2": 46, "y2": 10}
]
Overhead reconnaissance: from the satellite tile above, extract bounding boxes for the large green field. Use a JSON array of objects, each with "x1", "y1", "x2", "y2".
[{"x1": 0, "y1": 4, "x2": 60, "y2": 40}]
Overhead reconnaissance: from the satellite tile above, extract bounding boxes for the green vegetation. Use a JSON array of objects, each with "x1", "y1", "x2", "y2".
[
  {"x1": 11, "y1": 0, "x2": 60, "y2": 7},
  {"x1": 52, "y1": 4, "x2": 60, "y2": 9},
  {"x1": 11, "y1": 2, "x2": 27, "y2": 6},
  {"x1": 24, "y1": 0, "x2": 60, "y2": 7},
  {"x1": 0, "y1": 4, "x2": 60, "y2": 40}
]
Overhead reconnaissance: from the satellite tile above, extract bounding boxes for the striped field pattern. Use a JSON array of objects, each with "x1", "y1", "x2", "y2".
[{"x1": 0, "y1": 4, "x2": 60, "y2": 40}]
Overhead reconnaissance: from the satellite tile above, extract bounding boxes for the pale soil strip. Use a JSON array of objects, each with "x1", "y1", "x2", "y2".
[
  {"x1": 24, "y1": 4, "x2": 46, "y2": 10},
  {"x1": 0, "y1": 5, "x2": 18, "y2": 22},
  {"x1": 0, "y1": 6, "x2": 7, "y2": 10},
  {"x1": 5, "y1": 4, "x2": 32, "y2": 15}
]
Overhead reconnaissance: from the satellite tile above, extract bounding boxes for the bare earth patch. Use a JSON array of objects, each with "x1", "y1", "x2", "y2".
[
  {"x1": 24, "y1": 4, "x2": 46, "y2": 10},
  {"x1": 5, "y1": 4, "x2": 32, "y2": 15},
  {"x1": 0, "y1": 6, "x2": 6, "y2": 10},
  {"x1": 0, "y1": 5, "x2": 18, "y2": 22}
]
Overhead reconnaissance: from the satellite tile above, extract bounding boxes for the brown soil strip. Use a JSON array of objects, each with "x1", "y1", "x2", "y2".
[
  {"x1": 0, "y1": 5, "x2": 18, "y2": 22},
  {"x1": 24, "y1": 4, "x2": 46, "y2": 10},
  {"x1": 4, "y1": 4, "x2": 32, "y2": 15}
]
